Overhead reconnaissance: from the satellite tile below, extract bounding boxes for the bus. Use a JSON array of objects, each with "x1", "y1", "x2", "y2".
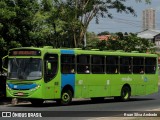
[{"x1": 3, "y1": 46, "x2": 158, "y2": 105}]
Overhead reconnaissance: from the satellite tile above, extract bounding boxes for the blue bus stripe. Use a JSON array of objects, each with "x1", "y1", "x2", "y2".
[{"x1": 60, "y1": 50, "x2": 75, "y2": 93}]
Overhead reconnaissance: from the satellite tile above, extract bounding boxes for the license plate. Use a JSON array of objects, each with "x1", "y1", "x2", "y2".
[{"x1": 17, "y1": 92, "x2": 24, "y2": 96}]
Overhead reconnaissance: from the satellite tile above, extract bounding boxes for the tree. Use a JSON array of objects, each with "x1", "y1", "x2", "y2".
[
  {"x1": 0, "y1": 0, "x2": 40, "y2": 72},
  {"x1": 0, "y1": 0, "x2": 41, "y2": 47},
  {"x1": 86, "y1": 32, "x2": 99, "y2": 48},
  {"x1": 96, "y1": 33, "x2": 155, "y2": 53},
  {"x1": 98, "y1": 31, "x2": 110, "y2": 36},
  {"x1": 53, "y1": 0, "x2": 151, "y2": 47}
]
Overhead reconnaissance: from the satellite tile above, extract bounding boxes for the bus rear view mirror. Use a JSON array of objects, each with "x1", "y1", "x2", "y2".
[{"x1": 2, "y1": 55, "x2": 8, "y2": 72}]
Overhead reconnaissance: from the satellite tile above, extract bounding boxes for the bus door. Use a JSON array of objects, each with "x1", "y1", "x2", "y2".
[
  {"x1": 60, "y1": 50, "x2": 75, "y2": 97},
  {"x1": 44, "y1": 54, "x2": 59, "y2": 99}
]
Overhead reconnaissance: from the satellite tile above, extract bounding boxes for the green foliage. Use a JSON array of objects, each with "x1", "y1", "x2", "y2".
[
  {"x1": 95, "y1": 33, "x2": 155, "y2": 53},
  {"x1": 98, "y1": 31, "x2": 110, "y2": 36},
  {"x1": 0, "y1": 0, "x2": 152, "y2": 72},
  {"x1": 86, "y1": 32, "x2": 99, "y2": 48}
]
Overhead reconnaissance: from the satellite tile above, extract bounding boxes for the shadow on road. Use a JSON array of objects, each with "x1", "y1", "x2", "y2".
[{"x1": 6, "y1": 97, "x2": 155, "y2": 108}]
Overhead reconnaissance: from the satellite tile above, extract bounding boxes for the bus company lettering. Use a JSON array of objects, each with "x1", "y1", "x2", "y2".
[{"x1": 121, "y1": 77, "x2": 132, "y2": 82}]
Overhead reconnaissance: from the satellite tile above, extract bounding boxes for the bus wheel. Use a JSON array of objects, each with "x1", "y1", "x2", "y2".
[
  {"x1": 121, "y1": 86, "x2": 131, "y2": 101},
  {"x1": 114, "y1": 86, "x2": 131, "y2": 102},
  {"x1": 58, "y1": 90, "x2": 72, "y2": 105},
  {"x1": 30, "y1": 99, "x2": 44, "y2": 106}
]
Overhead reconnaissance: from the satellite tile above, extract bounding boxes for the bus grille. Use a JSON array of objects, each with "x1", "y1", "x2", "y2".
[{"x1": 13, "y1": 92, "x2": 29, "y2": 97}]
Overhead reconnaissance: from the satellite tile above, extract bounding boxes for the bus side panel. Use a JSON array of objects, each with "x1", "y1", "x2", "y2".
[
  {"x1": 43, "y1": 75, "x2": 61, "y2": 99},
  {"x1": 75, "y1": 74, "x2": 111, "y2": 98},
  {"x1": 61, "y1": 74, "x2": 75, "y2": 92},
  {"x1": 75, "y1": 75, "x2": 89, "y2": 98},
  {"x1": 145, "y1": 74, "x2": 158, "y2": 95}
]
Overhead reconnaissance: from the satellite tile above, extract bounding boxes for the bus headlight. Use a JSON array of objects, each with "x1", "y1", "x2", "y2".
[
  {"x1": 30, "y1": 85, "x2": 41, "y2": 91},
  {"x1": 6, "y1": 84, "x2": 12, "y2": 90}
]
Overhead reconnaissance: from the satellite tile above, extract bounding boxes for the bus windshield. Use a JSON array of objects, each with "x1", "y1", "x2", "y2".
[{"x1": 8, "y1": 58, "x2": 42, "y2": 80}]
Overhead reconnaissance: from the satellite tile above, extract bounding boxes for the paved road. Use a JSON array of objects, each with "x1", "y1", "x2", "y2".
[{"x1": 0, "y1": 87, "x2": 160, "y2": 119}]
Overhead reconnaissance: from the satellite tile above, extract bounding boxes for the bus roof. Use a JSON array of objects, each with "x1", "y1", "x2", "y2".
[{"x1": 9, "y1": 47, "x2": 158, "y2": 57}]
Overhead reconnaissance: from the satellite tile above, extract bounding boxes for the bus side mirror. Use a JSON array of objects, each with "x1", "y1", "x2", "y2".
[
  {"x1": 2, "y1": 55, "x2": 8, "y2": 72},
  {"x1": 47, "y1": 62, "x2": 51, "y2": 71}
]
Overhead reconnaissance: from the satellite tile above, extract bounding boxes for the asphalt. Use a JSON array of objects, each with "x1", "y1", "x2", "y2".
[
  {"x1": 0, "y1": 98, "x2": 12, "y2": 105},
  {"x1": 0, "y1": 98, "x2": 30, "y2": 105}
]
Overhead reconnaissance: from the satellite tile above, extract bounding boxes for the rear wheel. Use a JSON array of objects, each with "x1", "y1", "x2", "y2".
[
  {"x1": 114, "y1": 86, "x2": 131, "y2": 102},
  {"x1": 121, "y1": 86, "x2": 131, "y2": 101},
  {"x1": 57, "y1": 90, "x2": 72, "y2": 105}
]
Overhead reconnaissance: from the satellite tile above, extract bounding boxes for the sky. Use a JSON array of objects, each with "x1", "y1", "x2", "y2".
[{"x1": 88, "y1": 0, "x2": 160, "y2": 34}]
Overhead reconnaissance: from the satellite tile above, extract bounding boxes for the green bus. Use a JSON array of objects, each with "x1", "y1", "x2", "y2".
[{"x1": 3, "y1": 46, "x2": 159, "y2": 105}]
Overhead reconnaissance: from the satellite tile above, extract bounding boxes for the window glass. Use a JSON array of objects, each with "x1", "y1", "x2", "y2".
[
  {"x1": 106, "y1": 56, "x2": 119, "y2": 74},
  {"x1": 145, "y1": 57, "x2": 156, "y2": 74},
  {"x1": 61, "y1": 55, "x2": 75, "y2": 74},
  {"x1": 8, "y1": 58, "x2": 42, "y2": 80},
  {"x1": 91, "y1": 55, "x2": 105, "y2": 73},
  {"x1": 120, "y1": 57, "x2": 132, "y2": 74},
  {"x1": 77, "y1": 55, "x2": 90, "y2": 74},
  {"x1": 133, "y1": 57, "x2": 144, "y2": 74}
]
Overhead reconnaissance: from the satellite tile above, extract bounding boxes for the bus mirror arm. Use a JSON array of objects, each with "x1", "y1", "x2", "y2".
[{"x1": 2, "y1": 55, "x2": 8, "y2": 72}]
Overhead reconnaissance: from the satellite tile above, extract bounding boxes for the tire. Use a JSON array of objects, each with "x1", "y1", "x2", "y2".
[
  {"x1": 30, "y1": 99, "x2": 44, "y2": 106},
  {"x1": 57, "y1": 90, "x2": 72, "y2": 106},
  {"x1": 114, "y1": 86, "x2": 131, "y2": 102},
  {"x1": 120, "y1": 86, "x2": 131, "y2": 101}
]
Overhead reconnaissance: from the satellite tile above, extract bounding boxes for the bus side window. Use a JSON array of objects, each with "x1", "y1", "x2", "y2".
[
  {"x1": 77, "y1": 55, "x2": 90, "y2": 74},
  {"x1": 133, "y1": 57, "x2": 144, "y2": 74},
  {"x1": 120, "y1": 57, "x2": 132, "y2": 74},
  {"x1": 44, "y1": 54, "x2": 58, "y2": 82},
  {"x1": 145, "y1": 57, "x2": 156, "y2": 74},
  {"x1": 61, "y1": 54, "x2": 75, "y2": 74},
  {"x1": 106, "y1": 56, "x2": 119, "y2": 74},
  {"x1": 91, "y1": 55, "x2": 105, "y2": 74}
]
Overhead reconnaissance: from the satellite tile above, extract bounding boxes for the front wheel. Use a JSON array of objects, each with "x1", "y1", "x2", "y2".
[{"x1": 57, "y1": 90, "x2": 72, "y2": 105}]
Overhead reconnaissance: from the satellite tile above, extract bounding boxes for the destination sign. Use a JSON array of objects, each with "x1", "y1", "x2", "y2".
[{"x1": 9, "y1": 50, "x2": 41, "y2": 56}]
